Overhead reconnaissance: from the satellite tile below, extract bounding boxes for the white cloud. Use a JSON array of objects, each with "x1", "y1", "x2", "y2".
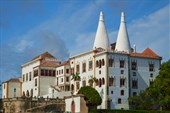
[
  {"x1": 109, "y1": 4, "x2": 169, "y2": 61},
  {"x1": 128, "y1": 4, "x2": 169, "y2": 61}
]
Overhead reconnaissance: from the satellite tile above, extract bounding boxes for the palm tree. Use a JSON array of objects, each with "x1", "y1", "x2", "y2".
[
  {"x1": 71, "y1": 73, "x2": 80, "y2": 93},
  {"x1": 71, "y1": 73, "x2": 80, "y2": 81}
]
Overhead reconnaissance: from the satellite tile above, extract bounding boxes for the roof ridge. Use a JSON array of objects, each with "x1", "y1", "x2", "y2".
[{"x1": 142, "y1": 48, "x2": 160, "y2": 57}]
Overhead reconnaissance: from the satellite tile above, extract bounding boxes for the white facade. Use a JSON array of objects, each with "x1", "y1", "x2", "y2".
[
  {"x1": 65, "y1": 94, "x2": 88, "y2": 113},
  {"x1": 2, "y1": 78, "x2": 21, "y2": 99},
  {"x1": 2, "y1": 11, "x2": 162, "y2": 110}
]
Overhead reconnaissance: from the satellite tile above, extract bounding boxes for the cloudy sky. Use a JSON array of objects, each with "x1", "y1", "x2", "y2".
[{"x1": 0, "y1": 0, "x2": 169, "y2": 82}]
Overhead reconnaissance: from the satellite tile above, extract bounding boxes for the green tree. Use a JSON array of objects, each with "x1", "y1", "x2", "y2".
[
  {"x1": 71, "y1": 73, "x2": 80, "y2": 81},
  {"x1": 88, "y1": 75, "x2": 97, "y2": 87},
  {"x1": 71, "y1": 73, "x2": 80, "y2": 92},
  {"x1": 78, "y1": 86, "x2": 102, "y2": 109},
  {"x1": 129, "y1": 60, "x2": 170, "y2": 110}
]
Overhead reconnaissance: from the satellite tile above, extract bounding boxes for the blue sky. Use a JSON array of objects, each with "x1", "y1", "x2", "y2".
[{"x1": 0, "y1": 0, "x2": 169, "y2": 82}]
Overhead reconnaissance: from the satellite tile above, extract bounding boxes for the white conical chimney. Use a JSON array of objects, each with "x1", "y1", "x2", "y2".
[
  {"x1": 93, "y1": 11, "x2": 110, "y2": 51},
  {"x1": 115, "y1": 12, "x2": 131, "y2": 53}
]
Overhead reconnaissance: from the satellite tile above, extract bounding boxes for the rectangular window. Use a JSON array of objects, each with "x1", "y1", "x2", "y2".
[
  {"x1": 132, "y1": 80, "x2": 138, "y2": 89},
  {"x1": 49, "y1": 70, "x2": 52, "y2": 76},
  {"x1": 41, "y1": 69, "x2": 44, "y2": 76},
  {"x1": 121, "y1": 70, "x2": 124, "y2": 74},
  {"x1": 133, "y1": 72, "x2": 136, "y2": 76},
  {"x1": 109, "y1": 77, "x2": 114, "y2": 86},
  {"x1": 121, "y1": 90, "x2": 124, "y2": 96},
  {"x1": 26, "y1": 73, "x2": 28, "y2": 81},
  {"x1": 45, "y1": 70, "x2": 48, "y2": 76},
  {"x1": 35, "y1": 79, "x2": 37, "y2": 87},
  {"x1": 131, "y1": 62, "x2": 137, "y2": 70},
  {"x1": 109, "y1": 59, "x2": 114, "y2": 67},
  {"x1": 29, "y1": 72, "x2": 32, "y2": 81},
  {"x1": 120, "y1": 78, "x2": 125, "y2": 87},
  {"x1": 71, "y1": 68, "x2": 74, "y2": 75},
  {"x1": 53, "y1": 70, "x2": 56, "y2": 76},
  {"x1": 76, "y1": 64, "x2": 80, "y2": 73},
  {"x1": 4, "y1": 84, "x2": 5, "y2": 89},
  {"x1": 120, "y1": 60, "x2": 125, "y2": 68},
  {"x1": 66, "y1": 69, "x2": 69, "y2": 74},
  {"x1": 89, "y1": 61, "x2": 93, "y2": 70},
  {"x1": 66, "y1": 77, "x2": 69, "y2": 82},
  {"x1": 149, "y1": 64, "x2": 154, "y2": 72},
  {"x1": 62, "y1": 69, "x2": 63, "y2": 74},
  {"x1": 82, "y1": 62, "x2": 86, "y2": 73},
  {"x1": 34, "y1": 70, "x2": 38, "y2": 77},
  {"x1": 118, "y1": 98, "x2": 121, "y2": 104}
]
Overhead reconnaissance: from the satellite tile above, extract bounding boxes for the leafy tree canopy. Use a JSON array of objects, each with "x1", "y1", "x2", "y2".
[
  {"x1": 129, "y1": 60, "x2": 170, "y2": 110},
  {"x1": 78, "y1": 86, "x2": 102, "y2": 106}
]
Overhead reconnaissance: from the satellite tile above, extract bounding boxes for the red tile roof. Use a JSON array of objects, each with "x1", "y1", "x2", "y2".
[
  {"x1": 6, "y1": 78, "x2": 20, "y2": 83},
  {"x1": 130, "y1": 48, "x2": 161, "y2": 59},
  {"x1": 31, "y1": 52, "x2": 56, "y2": 61},
  {"x1": 57, "y1": 60, "x2": 70, "y2": 67},
  {"x1": 40, "y1": 61, "x2": 59, "y2": 67}
]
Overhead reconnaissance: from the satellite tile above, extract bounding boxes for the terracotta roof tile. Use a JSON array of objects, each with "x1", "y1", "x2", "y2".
[
  {"x1": 31, "y1": 52, "x2": 56, "y2": 61},
  {"x1": 130, "y1": 48, "x2": 161, "y2": 59},
  {"x1": 6, "y1": 78, "x2": 20, "y2": 83},
  {"x1": 40, "y1": 61, "x2": 59, "y2": 67},
  {"x1": 56, "y1": 60, "x2": 70, "y2": 67}
]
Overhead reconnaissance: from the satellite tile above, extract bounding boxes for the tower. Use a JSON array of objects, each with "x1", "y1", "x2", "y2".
[
  {"x1": 93, "y1": 11, "x2": 110, "y2": 51},
  {"x1": 115, "y1": 12, "x2": 131, "y2": 53}
]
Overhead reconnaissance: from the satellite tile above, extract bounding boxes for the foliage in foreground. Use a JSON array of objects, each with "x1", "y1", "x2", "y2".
[
  {"x1": 129, "y1": 60, "x2": 170, "y2": 110},
  {"x1": 78, "y1": 86, "x2": 102, "y2": 107}
]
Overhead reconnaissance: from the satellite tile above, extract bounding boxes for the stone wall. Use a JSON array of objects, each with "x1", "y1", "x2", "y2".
[{"x1": 2, "y1": 97, "x2": 65, "y2": 113}]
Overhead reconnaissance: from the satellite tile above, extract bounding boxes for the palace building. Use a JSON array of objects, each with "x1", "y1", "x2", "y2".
[{"x1": 2, "y1": 11, "x2": 161, "y2": 110}]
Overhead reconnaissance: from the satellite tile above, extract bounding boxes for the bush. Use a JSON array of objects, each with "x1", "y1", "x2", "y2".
[{"x1": 78, "y1": 86, "x2": 102, "y2": 107}]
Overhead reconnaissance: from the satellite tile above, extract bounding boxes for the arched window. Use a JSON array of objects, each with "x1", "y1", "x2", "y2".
[
  {"x1": 102, "y1": 59, "x2": 105, "y2": 66},
  {"x1": 23, "y1": 91, "x2": 25, "y2": 97},
  {"x1": 99, "y1": 60, "x2": 102, "y2": 68},
  {"x1": 26, "y1": 90, "x2": 29, "y2": 97},
  {"x1": 71, "y1": 84, "x2": 74, "y2": 91},
  {"x1": 102, "y1": 78, "x2": 105, "y2": 85},
  {"x1": 76, "y1": 82, "x2": 80, "y2": 90},
  {"x1": 14, "y1": 88, "x2": 16, "y2": 97},
  {"x1": 99, "y1": 78, "x2": 102, "y2": 87},
  {"x1": 96, "y1": 61, "x2": 99, "y2": 67},
  {"x1": 96, "y1": 79, "x2": 98, "y2": 86},
  {"x1": 30, "y1": 89, "x2": 33, "y2": 97}
]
